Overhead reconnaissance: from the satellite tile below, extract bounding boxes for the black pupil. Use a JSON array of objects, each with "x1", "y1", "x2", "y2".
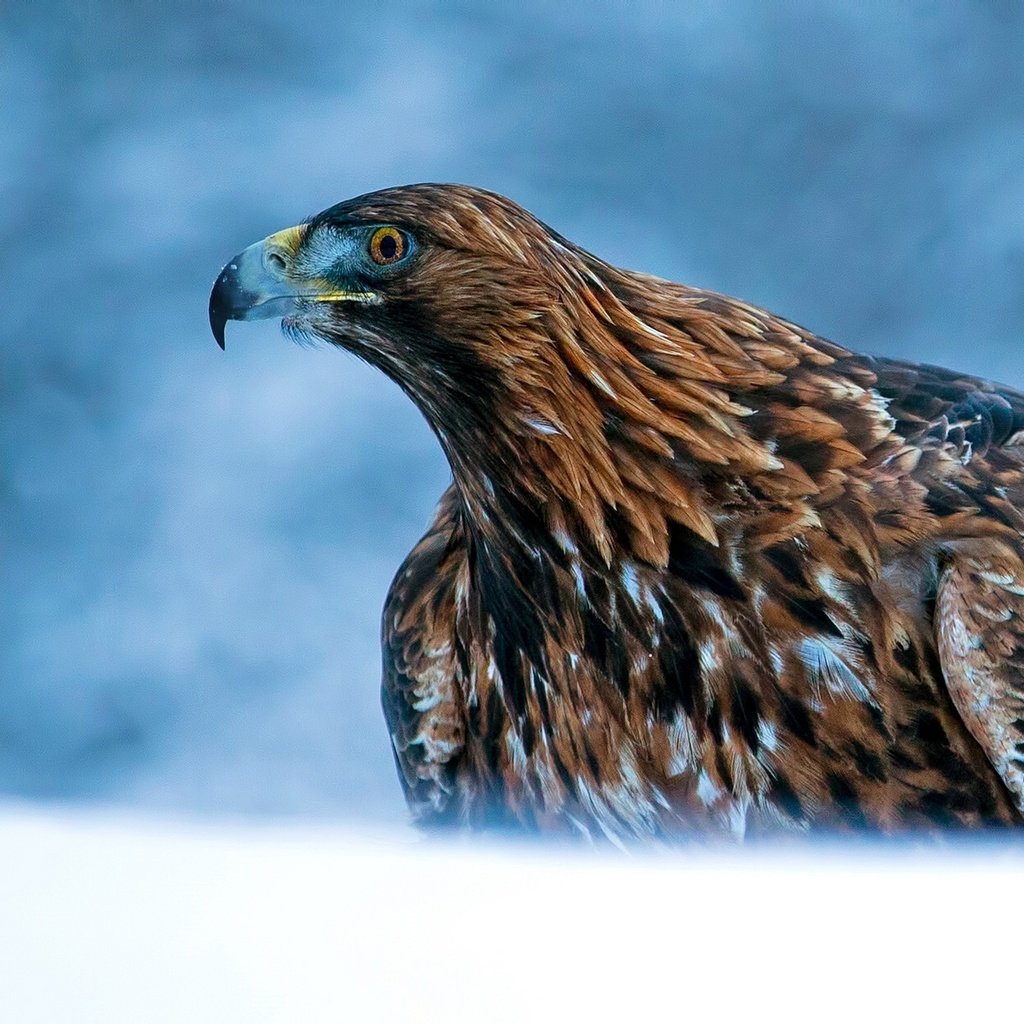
[{"x1": 379, "y1": 232, "x2": 398, "y2": 260}]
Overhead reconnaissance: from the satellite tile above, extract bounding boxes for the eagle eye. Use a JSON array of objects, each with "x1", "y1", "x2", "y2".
[{"x1": 368, "y1": 226, "x2": 408, "y2": 266}]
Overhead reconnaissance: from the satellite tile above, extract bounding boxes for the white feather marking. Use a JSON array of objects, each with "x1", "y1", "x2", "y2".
[
  {"x1": 412, "y1": 690, "x2": 444, "y2": 712},
  {"x1": 797, "y1": 637, "x2": 876, "y2": 706},
  {"x1": 631, "y1": 649, "x2": 653, "y2": 674},
  {"x1": 505, "y1": 730, "x2": 527, "y2": 775},
  {"x1": 727, "y1": 799, "x2": 749, "y2": 839},
  {"x1": 588, "y1": 368, "x2": 616, "y2": 397},
  {"x1": 524, "y1": 416, "x2": 564, "y2": 436},
  {"x1": 980, "y1": 570, "x2": 1024, "y2": 597},
  {"x1": 625, "y1": 308, "x2": 669, "y2": 341},
  {"x1": 756, "y1": 719, "x2": 780, "y2": 753},
  {"x1": 815, "y1": 566, "x2": 850, "y2": 606},
  {"x1": 666, "y1": 716, "x2": 698, "y2": 777},
  {"x1": 621, "y1": 563, "x2": 642, "y2": 603},
  {"x1": 697, "y1": 637, "x2": 720, "y2": 673},
  {"x1": 571, "y1": 561, "x2": 586, "y2": 596},
  {"x1": 552, "y1": 530, "x2": 578, "y2": 556},
  {"x1": 696, "y1": 769, "x2": 723, "y2": 806}
]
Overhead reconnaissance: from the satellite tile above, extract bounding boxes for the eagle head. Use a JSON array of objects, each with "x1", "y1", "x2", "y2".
[{"x1": 209, "y1": 185, "x2": 580, "y2": 420}]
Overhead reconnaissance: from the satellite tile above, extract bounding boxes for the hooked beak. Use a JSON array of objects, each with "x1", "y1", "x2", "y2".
[{"x1": 208, "y1": 225, "x2": 379, "y2": 349}]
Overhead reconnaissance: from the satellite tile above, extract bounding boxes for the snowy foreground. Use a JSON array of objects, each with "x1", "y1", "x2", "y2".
[{"x1": 1, "y1": 805, "x2": 1020, "y2": 1023}]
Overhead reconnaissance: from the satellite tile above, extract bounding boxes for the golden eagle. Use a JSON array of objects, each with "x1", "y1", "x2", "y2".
[{"x1": 210, "y1": 184, "x2": 1024, "y2": 839}]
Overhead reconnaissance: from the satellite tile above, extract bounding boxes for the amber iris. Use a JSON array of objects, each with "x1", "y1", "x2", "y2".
[{"x1": 369, "y1": 226, "x2": 406, "y2": 265}]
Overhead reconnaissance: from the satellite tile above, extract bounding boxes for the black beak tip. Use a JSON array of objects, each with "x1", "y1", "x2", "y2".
[
  {"x1": 210, "y1": 310, "x2": 227, "y2": 350},
  {"x1": 209, "y1": 272, "x2": 230, "y2": 350}
]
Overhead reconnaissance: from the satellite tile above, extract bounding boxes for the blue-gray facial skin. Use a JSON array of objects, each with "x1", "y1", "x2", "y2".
[
  {"x1": 209, "y1": 221, "x2": 416, "y2": 349},
  {"x1": 6, "y1": 2, "x2": 1024, "y2": 828}
]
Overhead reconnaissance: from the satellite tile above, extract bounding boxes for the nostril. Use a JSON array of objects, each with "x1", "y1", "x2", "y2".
[{"x1": 266, "y1": 250, "x2": 288, "y2": 273}]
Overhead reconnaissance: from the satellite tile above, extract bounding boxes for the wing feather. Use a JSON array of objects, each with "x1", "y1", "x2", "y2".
[
  {"x1": 936, "y1": 546, "x2": 1024, "y2": 814},
  {"x1": 381, "y1": 487, "x2": 467, "y2": 825}
]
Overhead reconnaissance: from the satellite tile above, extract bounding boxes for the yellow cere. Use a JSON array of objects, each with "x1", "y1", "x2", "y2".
[
  {"x1": 311, "y1": 286, "x2": 382, "y2": 304},
  {"x1": 264, "y1": 224, "x2": 305, "y2": 257}
]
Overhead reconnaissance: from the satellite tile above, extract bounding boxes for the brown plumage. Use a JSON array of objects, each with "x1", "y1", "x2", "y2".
[{"x1": 210, "y1": 183, "x2": 1024, "y2": 840}]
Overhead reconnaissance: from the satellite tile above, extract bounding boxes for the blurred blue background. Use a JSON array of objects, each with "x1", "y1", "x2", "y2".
[{"x1": 3, "y1": 1, "x2": 1023, "y2": 826}]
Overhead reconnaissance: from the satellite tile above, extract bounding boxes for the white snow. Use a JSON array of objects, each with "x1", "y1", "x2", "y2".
[{"x1": 0, "y1": 804, "x2": 1019, "y2": 1023}]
